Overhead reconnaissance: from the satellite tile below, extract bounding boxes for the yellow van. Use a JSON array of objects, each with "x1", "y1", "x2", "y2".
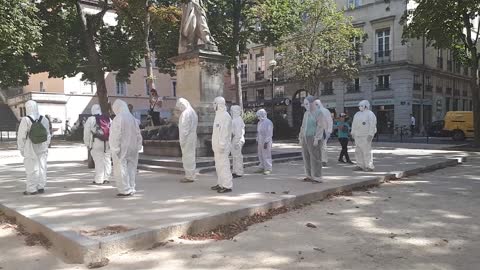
[{"x1": 443, "y1": 111, "x2": 474, "y2": 141}]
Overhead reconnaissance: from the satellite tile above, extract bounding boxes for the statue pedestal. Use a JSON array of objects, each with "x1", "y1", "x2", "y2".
[{"x1": 143, "y1": 48, "x2": 230, "y2": 157}]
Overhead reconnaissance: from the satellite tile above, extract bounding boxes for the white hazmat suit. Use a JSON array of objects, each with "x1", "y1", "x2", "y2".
[
  {"x1": 314, "y1": 99, "x2": 333, "y2": 164},
  {"x1": 211, "y1": 97, "x2": 233, "y2": 192},
  {"x1": 109, "y1": 99, "x2": 143, "y2": 196},
  {"x1": 351, "y1": 100, "x2": 377, "y2": 171},
  {"x1": 300, "y1": 96, "x2": 327, "y2": 182},
  {"x1": 17, "y1": 100, "x2": 51, "y2": 194},
  {"x1": 230, "y1": 105, "x2": 245, "y2": 177},
  {"x1": 83, "y1": 104, "x2": 112, "y2": 184},
  {"x1": 176, "y1": 98, "x2": 198, "y2": 182},
  {"x1": 256, "y1": 109, "x2": 273, "y2": 174}
]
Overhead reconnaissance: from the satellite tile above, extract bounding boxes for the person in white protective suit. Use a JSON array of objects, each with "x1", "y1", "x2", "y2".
[
  {"x1": 314, "y1": 99, "x2": 333, "y2": 166},
  {"x1": 176, "y1": 98, "x2": 198, "y2": 182},
  {"x1": 109, "y1": 99, "x2": 143, "y2": 196},
  {"x1": 351, "y1": 100, "x2": 377, "y2": 171},
  {"x1": 83, "y1": 104, "x2": 112, "y2": 185},
  {"x1": 255, "y1": 109, "x2": 274, "y2": 175},
  {"x1": 230, "y1": 105, "x2": 245, "y2": 178},
  {"x1": 17, "y1": 100, "x2": 51, "y2": 195},
  {"x1": 210, "y1": 97, "x2": 233, "y2": 193},
  {"x1": 300, "y1": 96, "x2": 328, "y2": 183}
]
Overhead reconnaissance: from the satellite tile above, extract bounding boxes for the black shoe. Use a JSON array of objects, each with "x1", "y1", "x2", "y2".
[
  {"x1": 116, "y1": 193, "x2": 133, "y2": 197},
  {"x1": 217, "y1": 187, "x2": 232, "y2": 193},
  {"x1": 346, "y1": 160, "x2": 354, "y2": 164},
  {"x1": 338, "y1": 159, "x2": 346, "y2": 163},
  {"x1": 232, "y1": 174, "x2": 242, "y2": 178},
  {"x1": 23, "y1": 191, "x2": 38, "y2": 195},
  {"x1": 211, "y1": 185, "x2": 221, "y2": 190},
  {"x1": 37, "y1": 189, "x2": 45, "y2": 194},
  {"x1": 103, "y1": 180, "x2": 110, "y2": 184}
]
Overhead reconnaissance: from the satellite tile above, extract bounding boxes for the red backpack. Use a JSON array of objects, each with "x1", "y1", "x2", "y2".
[{"x1": 92, "y1": 115, "x2": 110, "y2": 141}]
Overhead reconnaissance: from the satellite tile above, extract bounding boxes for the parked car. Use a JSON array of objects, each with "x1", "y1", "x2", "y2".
[
  {"x1": 427, "y1": 120, "x2": 448, "y2": 137},
  {"x1": 443, "y1": 111, "x2": 474, "y2": 141}
]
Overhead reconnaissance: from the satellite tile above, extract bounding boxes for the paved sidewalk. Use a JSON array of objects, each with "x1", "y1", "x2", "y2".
[
  {"x1": 0, "y1": 143, "x2": 467, "y2": 263},
  {"x1": 0, "y1": 153, "x2": 478, "y2": 270}
]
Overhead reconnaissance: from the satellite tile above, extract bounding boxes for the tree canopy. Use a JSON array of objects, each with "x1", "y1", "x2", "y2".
[
  {"x1": 278, "y1": 0, "x2": 364, "y2": 94},
  {"x1": 0, "y1": 0, "x2": 44, "y2": 89},
  {"x1": 402, "y1": 0, "x2": 480, "y2": 144}
]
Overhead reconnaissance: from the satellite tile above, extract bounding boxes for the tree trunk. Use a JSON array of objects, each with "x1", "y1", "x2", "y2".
[
  {"x1": 470, "y1": 59, "x2": 480, "y2": 145},
  {"x1": 233, "y1": 0, "x2": 242, "y2": 110},
  {"x1": 75, "y1": 1, "x2": 110, "y2": 115},
  {"x1": 144, "y1": 2, "x2": 155, "y2": 92}
]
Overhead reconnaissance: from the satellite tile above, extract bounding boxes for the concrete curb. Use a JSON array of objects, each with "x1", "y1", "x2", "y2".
[{"x1": 0, "y1": 156, "x2": 465, "y2": 265}]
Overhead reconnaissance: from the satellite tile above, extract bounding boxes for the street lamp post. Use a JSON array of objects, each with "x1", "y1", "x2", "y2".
[{"x1": 269, "y1": 59, "x2": 277, "y2": 116}]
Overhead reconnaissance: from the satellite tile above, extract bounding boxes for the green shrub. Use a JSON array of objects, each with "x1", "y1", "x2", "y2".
[{"x1": 242, "y1": 110, "x2": 258, "y2": 124}]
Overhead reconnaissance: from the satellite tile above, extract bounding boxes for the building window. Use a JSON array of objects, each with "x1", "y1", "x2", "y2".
[
  {"x1": 446, "y1": 79, "x2": 453, "y2": 95},
  {"x1": 40, "y1": 81, "x2": 45, "y2": 92},
  {"x1": 426, "y1": 75, "x2": 432, "y2": 92},
  {"x1": 242, "y1": 91, "x2": 248, "y2": 102},
  {"x1": 256, "y1": 54, "x2": 265, "y2": 72},
  {"x1": 464, "y1": 66, "x2": 469, "y2": 76},
  {"x1": 274, "y1": 86, "x2": 285, "y2": 98},
  {"x1": 376, "y1": 75, "x2": 390, "y2": 90},
  {"x1": 445, "y1": 97, "x2": 451, "y2": 111},
  {"x1": 437, "y1": 49, "x2": 443, "y2": 69},
  {"x1": 171, "y1": 80, "x2": 177, "y2": 97},
  {"x1": 347, "y1": 0, "x2": 361, "y2": 9},
  {"x1": 256, "y1": 89, "x2": 264, "y2": 101},
  {"x1": 469, "y1": 100, "x2": 473, "y2": 111},
  {"x1": 413, "y1": 74, "x2": 421, "y2": 90},
  {"x1": 116, "y1": 78, "x2": 127, "y2": 96},
  {"x1": 349, "y1": 36, "x2": 361, "y2": 63},
  {"x1": 453, "y1": 99, "x2": 459, "y2": 111},
  {"x1": 347, "y1": 78, "x2": 360, "y2": 93},
  {"x1": 447, "y1": 50, "x2": 453, "y2": 72},
  {"x1": 240, "y1": 63, "x2": 248, "y2": 80},
  {"x1": 375, "y1": 28, "x2": 391, "y2": 63},
  {"x1": 322, "y1": 81, "x2": 334, "y2": 95}
]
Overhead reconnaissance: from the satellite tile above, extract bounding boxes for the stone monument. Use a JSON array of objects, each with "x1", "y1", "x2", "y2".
[{"x1": 144, "y1": 0, "x2": 227, "y2": 156}]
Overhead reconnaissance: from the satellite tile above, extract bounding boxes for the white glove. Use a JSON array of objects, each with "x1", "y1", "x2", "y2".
[{"x1": 313, "y1": 139, "x2": 319, "y2": 146}]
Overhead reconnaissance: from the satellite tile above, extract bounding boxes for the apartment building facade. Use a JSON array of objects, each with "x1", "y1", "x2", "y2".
[{"x1": 236, "y1": 0, "x2": 474, "y2": 134}]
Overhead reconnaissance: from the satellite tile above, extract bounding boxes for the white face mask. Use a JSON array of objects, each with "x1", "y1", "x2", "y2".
[
  {"x1": 303, "y1": 100, "x2": 310, "y2": 109},
  {"x1": 359, "y1": 106, "x2": 365, "y2": 112}
]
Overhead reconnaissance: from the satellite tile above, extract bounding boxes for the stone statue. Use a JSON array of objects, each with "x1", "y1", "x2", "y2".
[{"x1": 178, "y1": 0, "x2": 216, "y2": 54}]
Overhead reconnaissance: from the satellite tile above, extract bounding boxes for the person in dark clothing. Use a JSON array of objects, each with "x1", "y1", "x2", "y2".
[{"x1": 334, "y1": 113, "x2": 353, "y2": 164}]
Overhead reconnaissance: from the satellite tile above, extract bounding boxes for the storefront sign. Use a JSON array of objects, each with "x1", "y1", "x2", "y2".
[
  {"x1": 323, "y1": 102, "x2": 336, "y2": 108},
  {"x1": 412, "y1": 99, "x2": 433, "y2": 105},
  {"x1": 344, "y1": 100, "x2": 362, "y2": 107},
  {"x1": 372, "y1": 99, "x2": 394, "y2": 106}
]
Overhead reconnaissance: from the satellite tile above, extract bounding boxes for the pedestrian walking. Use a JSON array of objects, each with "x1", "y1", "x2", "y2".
[
  {"x1": 410, "y1": 114, "x2": 416, "y2": 136},
  {"x1": 334, "y1": 113, "x2": 353, "y2": 164}
]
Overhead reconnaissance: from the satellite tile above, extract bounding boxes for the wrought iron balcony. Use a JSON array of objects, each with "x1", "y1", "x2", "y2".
[
  {"x1": 375, "y1": 84, "x2": 390, "y2": 91},
  {"x1": 374, "y1": 50, "x2": 391, "y2": 64}
]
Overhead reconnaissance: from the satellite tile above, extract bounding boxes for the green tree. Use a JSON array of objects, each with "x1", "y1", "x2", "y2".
[
  {"x1": 401, "y1": 0, "x2": 480, "y2": 144},
  {"x1": 112, "y1": 0, "x2": 181, "y2": 91},
  {"x1": 279, "y1": 0, "x2": 364, "y2": 95},
  {"x1": 0, "y1": 0, "x2": 44, "y2": 98},
  {"x1": 31, "y1": 0, "x2": 144, "y2": 114}
]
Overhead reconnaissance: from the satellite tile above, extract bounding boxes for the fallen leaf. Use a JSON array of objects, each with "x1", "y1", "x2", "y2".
[
  {"x1": 313, "y1": 247, "x2": 325, "y2": 253},
  {"x1": 87, "y1": 258, "x2": 109, "y2": 269},
  {"x1": 306, "y1": 223, "x2": 317, "y2": 228},
  {"x1": 191, "y1": 254, "x2": 199, "y2": 259},
  {"x1": 327, "y1": 212, "x2": 335, "y2": 215}
]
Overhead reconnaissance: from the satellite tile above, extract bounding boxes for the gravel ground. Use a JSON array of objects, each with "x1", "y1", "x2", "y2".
[{"x1": 0, "y1": 158, "x2": 478, "y2": 270}]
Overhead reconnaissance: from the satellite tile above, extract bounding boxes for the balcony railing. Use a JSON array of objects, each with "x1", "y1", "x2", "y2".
[
  {"x1": 346, "y1": 84, "x2": 361, "y2": 93},
  {"x1": 413, "y1": 83, "x2": 422, "y2": 91},
  {"x1": 375, "y1": 84, "x2": 390, "y2": 91},
  {"x1": 374, "y1": 50, "x2": 391, "y2": 64},
  {"x1": 255, "y1": 70, "x2": 264, "y2": 81},
  {"x1": 436, "y1": 57, "x2": 443, "y2": 69},
  {"x1": 426, "y1": 85, "x2": 433, "y2": 92},
  {"x1": 321, "y1": 89, "x2": 334, "y2": 96}
]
